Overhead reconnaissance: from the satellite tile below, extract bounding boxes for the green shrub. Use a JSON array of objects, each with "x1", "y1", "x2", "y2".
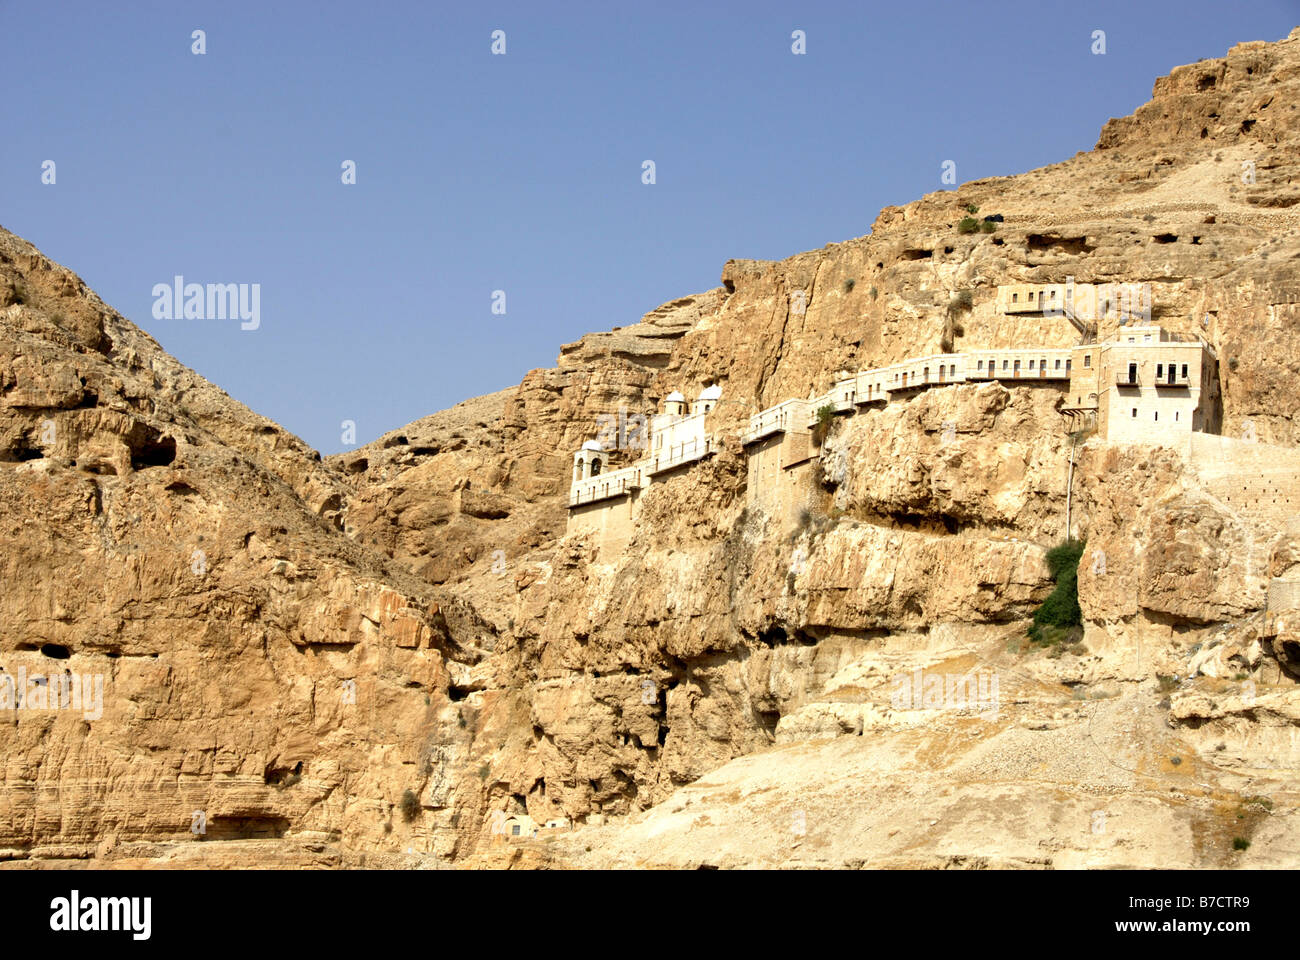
[
  {"x1": 813, "y1": 404, "x2": 836, "y2": 444},
  {"x1": 980, "y1": 220, "x2": 997, "y2": 233},
  {"x1": 1027, "y1": 539, "x2": 1084, "y2": 645},
  {"x1": 1233, "y1": 836, "x2": 1250, "y2": 851},
  {"x1": 868, "y1": 286, "x2": 878, "y2": 300},
  {"x1": 843, "y1": 278, "x2": 856, "y2": 293},
  {"x1": 957, "y1": 217, "x2": 980, "y2": 234},
  {"x1": 964, "y1": 202, "x2": 979, "y2": 214},
  {"x1": 399, "y1": 789, "x2": 420, "y2": 822}
]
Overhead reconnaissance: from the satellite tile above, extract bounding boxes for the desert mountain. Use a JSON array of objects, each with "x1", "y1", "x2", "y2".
[{"x1": 3, "y1": 28, "x2": 1300, "y2": 867}]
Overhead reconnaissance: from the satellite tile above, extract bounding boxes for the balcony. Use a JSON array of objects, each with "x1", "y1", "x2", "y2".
[
  {"x1": 1115, "y1": 369, "x2": 1140, "y2": 387},
  {"x1": 743, "y1": 400, "x2": 810, "y2": 445},
  {"x1": 569, "y1": 465, "x2": 642, "y2": 507},
  {"x1": 1156, "y1": 369, "x2": 1191, "y2": 388},
  {"x1": 647, "y1": 436, "x2": 713, "y2": 476}
]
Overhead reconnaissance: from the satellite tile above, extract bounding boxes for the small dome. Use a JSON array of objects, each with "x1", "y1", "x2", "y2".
[
  {"x1": 697, "y1": 384, "x2": 722, "y2": 401},
  {"x1": 665, "y1": 391, "x2": 685, "y2": 403},
  {"x1": 581, "y1": 440, "x2": 604, "y2": 452}
]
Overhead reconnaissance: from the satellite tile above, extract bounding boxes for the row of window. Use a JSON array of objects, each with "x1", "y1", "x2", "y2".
[
  {"x1": 974, "y1": 357, "x2": 1073, "y2": 372},
  {"x1": 1132, "y1": 408, "x2": 1181, "y2": 422},
  {"x1": 1009, "y1": 290, "x2": 1059, "y2": 303}
]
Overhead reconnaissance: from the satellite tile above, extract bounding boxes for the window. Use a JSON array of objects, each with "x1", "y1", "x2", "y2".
[
  {"x1": 1002, "y1": 360, "x2": 1009, "y2": 370},
  {"x1": 1128, "y1": 337, "x2": 1136, "y2": 344},
  {"x1": 1175, "y1": 411, "x2": 1180, "y2": 421},
  {"x1": 1156, "y1": 364, "x2": 1164, "y2": 378},
  {"x1": 1083, "y1": 355, "x2": 1091, "y2": 367},
  {"x1": 977, "y1": 360, "x2": 984, "y2": 370},
  {"x1": 1154, "y1": 411, "x2": 1158, "y2": 421},
  {"x1": 511, "y1": 825, "x2": 521, "y2": 836},
  {"x1": 1029, "y1": 360, "x2": 1036, "y2": 370},
  {"x1": 1055, "y1": 359, "x2": 1061, "y2": 369},
  {"x1": 1050, "y1": 290, "x2": 1056, "y2": 299},
  {"x1": 1132, "y1": 408, "x2": 1137, "y2": 418},
  {"x1": 1144, "y1": 335, "x2": 1152, "y2": 343},
  {"x1": 1066, "y1": 359, "x2": 1072, "y2": 371},
  {"x1": 950, "y1": 365, "x2": 956, "y2": 377},
  {"x1": 1012, "y1": 293, "x2": 1018, "y2": 303},
  {"x1": 1181, "y1": 364, "x2": 1188, "y2": 379}
]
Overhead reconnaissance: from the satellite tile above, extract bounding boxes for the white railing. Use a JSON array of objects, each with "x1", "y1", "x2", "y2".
[
  {"x1": 743, "y1": 399, "x2": 810, "y2": 445},
  {"x1": 647, "y1": 436, "x2": 714, "y2": 476},
  {"x1": 570, "y1": 345, "x2": 1084, "y2": 513},
  {"x1": 569, "y1": 464, "x2": 643, "y2": 507}
]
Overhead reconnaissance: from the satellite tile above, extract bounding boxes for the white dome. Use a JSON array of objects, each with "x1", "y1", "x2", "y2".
[
  {"x1": 665, "y1": 391, "x2": 685, "y2": 403},
  {"x1": 697, "y1": 384, "x2": 722, "y2": 401},
  {"x1": 581, "y1": 440, "x2": 604, "y2": 452}
]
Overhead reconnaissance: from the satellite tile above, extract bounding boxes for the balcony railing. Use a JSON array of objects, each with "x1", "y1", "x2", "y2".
[
  {"x1": 569, "y1": 465, "x2": 642, "y2": 507},
  {"x1": 1116, "y1": 369, "x2": 1139, "y2": 386},
  {"x1": 648, "y1": 436, "x2": 713, "y2": 476},
  {"x1": 742, "y1": 400, "x2": 810, "y2": 445}
]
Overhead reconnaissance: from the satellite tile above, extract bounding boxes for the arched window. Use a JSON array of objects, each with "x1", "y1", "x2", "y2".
[{"x1": 591, "y1": 459, "x2": 601, "y2": 476}]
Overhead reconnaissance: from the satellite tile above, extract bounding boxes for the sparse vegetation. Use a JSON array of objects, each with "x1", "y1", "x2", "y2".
[
  {"x1": 868, "y1": 286, "x2": 878, "y2": 300},
  {"x1": 980, "y1": 220, "x2": 997, "y2": 233},
  {"x1": 957, "y1": 217, "x2": 980, "y2": 235},
  {"x1": 1228, "y1": 356, "x2": 1239, "y2": 371},
  {"x1": 813, "y1": 404, "x2": 836, "y2": 445},
  {"x1": 399, "y1": 788, "x2": 420, "y2": 821},
  {"x1": 1027, "y1": 539, "x2": 1084, "y2": 646},
  {"x1": 1233, "y1": 836, "x2": 1251, "y2": 851},
  {"x1": 843, "y1": 278, "x2": 856, "y2": 293},
  {"x1": 964, "y1": 202, "x2": 979, "y2": 214}
]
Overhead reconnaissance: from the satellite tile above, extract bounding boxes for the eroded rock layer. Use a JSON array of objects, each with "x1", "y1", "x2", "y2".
[{"x1": 4, "y1": 28, "x2": 1300, "y2": 868}]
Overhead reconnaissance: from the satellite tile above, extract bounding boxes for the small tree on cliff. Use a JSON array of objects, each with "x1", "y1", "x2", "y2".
[
  {"x1": 1028, "y1": 539, "x2": 1084, "y2": 645},
  {"x1": 813, "y1": 404, "x2": 836, "y2": 446}
]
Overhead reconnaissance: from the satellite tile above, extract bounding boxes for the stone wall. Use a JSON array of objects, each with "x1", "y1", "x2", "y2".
[{"x1": 1188, "y1": 432, "x2": 1300, "y2": 524}]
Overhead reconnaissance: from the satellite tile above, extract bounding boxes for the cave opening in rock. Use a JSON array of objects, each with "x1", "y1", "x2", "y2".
[{"x1": 131, "y1": 434, "x2": 176, "y2": 469}]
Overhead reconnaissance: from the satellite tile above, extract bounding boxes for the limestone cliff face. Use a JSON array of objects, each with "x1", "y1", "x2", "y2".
[
  {"x1": 0, "y1": 229, "x2": 465, "y2": 865},
  {"x1": 4, "y1": 29, "x2": 1300, "y2": 868}
]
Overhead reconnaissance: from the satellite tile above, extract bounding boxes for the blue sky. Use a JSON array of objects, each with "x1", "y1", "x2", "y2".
[{"x1": 4, "y1": 0, "x2": 1296, "y2": 453}]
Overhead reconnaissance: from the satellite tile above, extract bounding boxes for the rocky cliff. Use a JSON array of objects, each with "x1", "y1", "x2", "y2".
[{"x1": 3, "y1": 28, "x2": 1300, "y2": 868}]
